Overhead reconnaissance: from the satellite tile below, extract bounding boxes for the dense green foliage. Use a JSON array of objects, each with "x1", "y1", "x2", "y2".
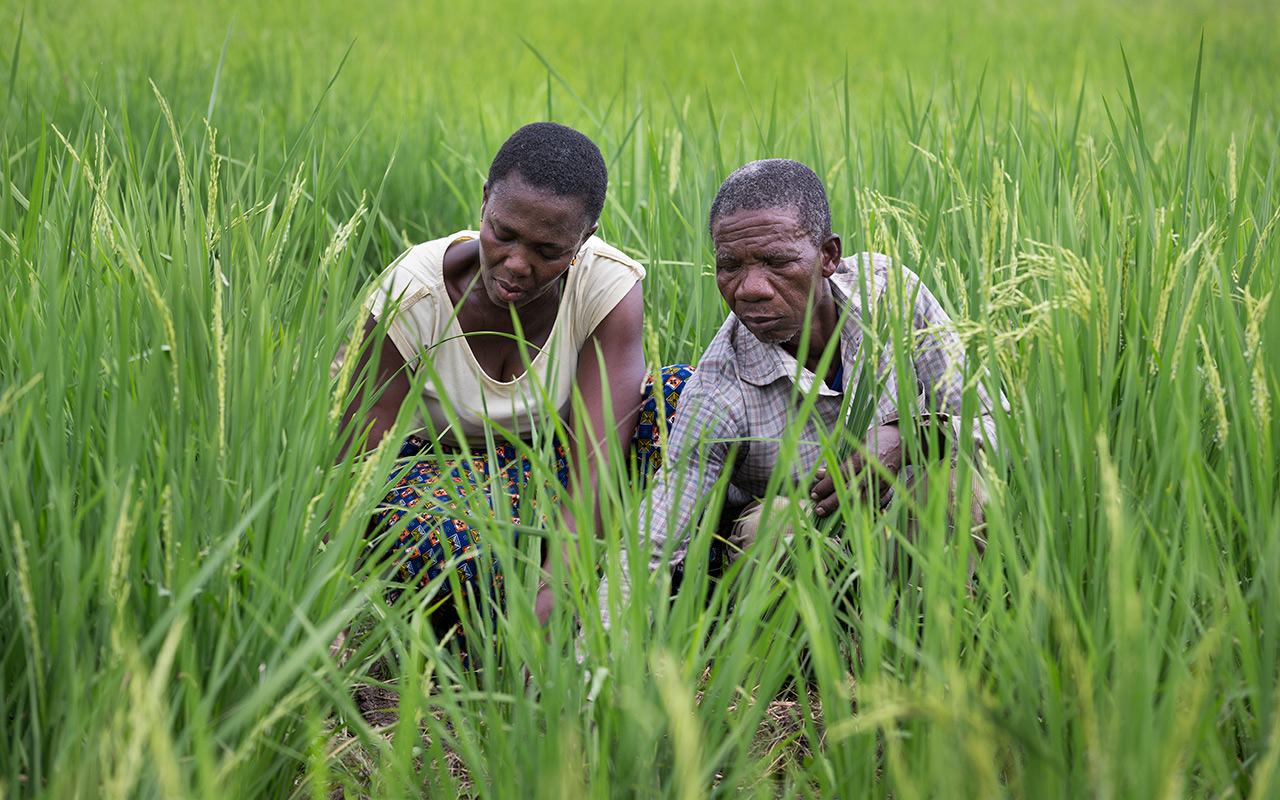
[{"x1": 1, "y1": 0, "x2": 1278, "y2": 797}]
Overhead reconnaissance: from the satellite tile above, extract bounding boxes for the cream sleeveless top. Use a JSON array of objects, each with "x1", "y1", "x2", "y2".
[{"x1": 366, "y1": 231, "x2": 644, "y2": 446}]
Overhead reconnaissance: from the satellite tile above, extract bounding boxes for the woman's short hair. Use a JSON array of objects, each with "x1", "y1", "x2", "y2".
[{"x1": 488, "y1": 122, "x2": 608, "y2": 227}]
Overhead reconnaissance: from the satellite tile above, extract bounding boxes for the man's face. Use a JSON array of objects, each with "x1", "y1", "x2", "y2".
[{"x1": 712, "y1": 206, "x2": 840, "y2": 346}]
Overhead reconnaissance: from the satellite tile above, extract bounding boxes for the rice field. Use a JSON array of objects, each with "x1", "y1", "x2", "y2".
[{"x1": 1, "y1": 0, "x2": 1278, "y2": 797}]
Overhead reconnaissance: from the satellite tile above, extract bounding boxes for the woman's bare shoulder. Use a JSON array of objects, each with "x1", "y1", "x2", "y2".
[{"x1": 440, "y1": 236, "x2": 480, "y2": 299}]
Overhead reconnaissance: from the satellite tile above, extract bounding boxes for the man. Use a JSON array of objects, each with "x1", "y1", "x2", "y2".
[{"x1": 597, "y1": 159, "x2": 1003, "y2": 627}]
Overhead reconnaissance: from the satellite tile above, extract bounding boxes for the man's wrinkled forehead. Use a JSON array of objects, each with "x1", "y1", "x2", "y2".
[
  {"x1": 713, "y1": 239, "x2": 808, "y2": 264},
  {"x1": 711, "y1": 204, "x2": 807, "y2": 251},
  {"x1": 711, "y1": 202, "x2": 798, "y2": 240}
]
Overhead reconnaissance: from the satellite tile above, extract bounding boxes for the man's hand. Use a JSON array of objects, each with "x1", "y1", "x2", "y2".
[{"x1": 810, "y1": 424, "x2": 904, "y2": 517}]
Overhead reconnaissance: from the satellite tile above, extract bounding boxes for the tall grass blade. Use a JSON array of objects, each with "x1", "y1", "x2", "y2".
[{"x1": 206, "y1": 16, "x2": 235, "y2": 122}]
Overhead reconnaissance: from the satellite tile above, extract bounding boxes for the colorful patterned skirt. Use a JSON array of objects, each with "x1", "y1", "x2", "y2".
[{"x1": 367, "y1": 365, "x2": 694, "y2": 652}]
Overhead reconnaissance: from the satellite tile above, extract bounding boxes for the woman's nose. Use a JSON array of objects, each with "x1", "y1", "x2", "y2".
[{"x1": 503, "y1": 246, "x2": 532, "y2": 277}]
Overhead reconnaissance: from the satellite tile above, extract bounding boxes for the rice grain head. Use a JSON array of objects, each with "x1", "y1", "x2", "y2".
[
  {"x1": 151, "y1": 80, "x2": 192, "y2": 223},
  {"x1": 161, "y1": 483, "x2": 175, "y2": 589},
  {"x1": 268, "y1": 163, "x2": 308, "y2": 271},
  {"x1": 1243, "y1": 288, "x2": 1273, "y2": 432},
  {"x1": 204, "y1": 121, "x2": 220, "y2": 242},
  {"x1": 330, "y1": 317, "x2": 367, "y2": 427},
  {"x1": 1198, "y1": 327, "x2": 1229, "y2": 446},
  {"x1": 11, "y1": 522, "x2": 45, "y2": 698},
  {"x1": 319, "y1": 191, "x2": 367, "y2": 282},
  {"x1": 91, "y1": 130, "x2": 117, "y2": 252},
  {"x1": 108, "y1": 477, "x2": 140, "y2": 657},
  {"x1": 1169, "y1": 235, "x2": 1217, "y2": 380}
]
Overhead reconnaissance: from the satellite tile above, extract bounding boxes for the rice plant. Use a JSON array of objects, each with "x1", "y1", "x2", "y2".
[{"x1": 1, "y1": 1, "x2": 1277, "y2": 797}]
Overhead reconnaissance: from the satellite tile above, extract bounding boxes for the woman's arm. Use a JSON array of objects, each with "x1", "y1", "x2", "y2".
[
  {"x1": 536, "y1": 281, "x2": 646, "y2": 625},
  {"x1": 336, "y1": 314, "x2": 414, "y2": 461}
]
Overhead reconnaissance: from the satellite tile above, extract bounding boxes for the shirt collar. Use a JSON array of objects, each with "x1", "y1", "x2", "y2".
[{"x1": 733, "y1": 275, "x2": 866, "y2": 397}]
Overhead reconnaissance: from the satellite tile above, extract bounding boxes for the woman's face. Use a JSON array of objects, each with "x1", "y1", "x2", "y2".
[{"x1": 477, "y1": 173, "x2": 595, "y2": 309}]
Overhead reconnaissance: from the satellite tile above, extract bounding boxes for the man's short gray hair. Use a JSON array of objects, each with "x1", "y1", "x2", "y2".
[{"x1": 708, "y1": 159, "x2": 832, "y2": 247}]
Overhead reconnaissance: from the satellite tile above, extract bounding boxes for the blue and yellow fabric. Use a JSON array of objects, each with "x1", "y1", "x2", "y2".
[{"x1": 367, "y1": 365, "x2": 694, "y2": 660}]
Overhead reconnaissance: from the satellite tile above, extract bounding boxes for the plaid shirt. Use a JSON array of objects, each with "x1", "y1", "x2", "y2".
[{"x1": 598, "y1": 253, "x2": 1003, "y2": 626}]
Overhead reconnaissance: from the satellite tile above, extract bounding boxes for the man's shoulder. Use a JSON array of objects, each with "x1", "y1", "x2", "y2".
[
  {"x1": 842, "y1": 249, "x2": 941, "y2": 293},
  {"x1": 833, "y1": 251, "x2": 896, "y2": 289},
  {"x1": 838, "y1": 251, "x2": 894, "y2": 272},
  {"x1": 694, "y1": 315, "x2": 749, "y2": 373},
  {"x1": 834, "y1": 251, "x2": 953, "y2": 325}
]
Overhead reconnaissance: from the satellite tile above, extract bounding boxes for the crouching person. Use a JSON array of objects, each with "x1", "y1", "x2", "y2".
[{"x1": 597, "y1": 158, "x2": 1006, "y2": 632}]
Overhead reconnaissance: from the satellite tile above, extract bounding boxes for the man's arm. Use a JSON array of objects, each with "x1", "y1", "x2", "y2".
[
  {"x1": 535, "y1": 282, "x2": 646, "y2": 625},
  {"x1": 809, "y1": 255, "x2": 1005, "y2": 515}
]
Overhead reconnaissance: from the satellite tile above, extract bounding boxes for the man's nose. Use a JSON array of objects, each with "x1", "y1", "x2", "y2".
[{"x1": 736, "y1": 267, "x2": 773, "y2": 302}]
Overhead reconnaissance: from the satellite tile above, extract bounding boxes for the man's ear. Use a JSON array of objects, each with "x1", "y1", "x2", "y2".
[
  {"x1": 819, "y1": 233, "x2": 843, "y2": 278},
  {"x1": 481, "y1": 180, "x2": 491, "y2": 213}
]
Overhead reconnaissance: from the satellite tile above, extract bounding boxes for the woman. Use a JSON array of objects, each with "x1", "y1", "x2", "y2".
[{"x1": 340, "y1": 122, "x2": 689, "y2": 659}]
